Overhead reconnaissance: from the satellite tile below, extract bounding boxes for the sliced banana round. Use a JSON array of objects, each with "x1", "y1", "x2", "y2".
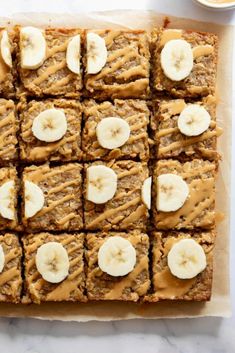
[
  {"x1": 98, "y1": 236, "x2": 136, "y2": 277},
  {"x1": 87, "y1": 32, "x2": 107, "y2": 74},
  {"x1": 32, "y1": 108, "x2": 67, "y2": 143},
  {"x1": 157, "y1": 174, "x2": 189, "y2": 212},
  {"x1": 96, "y1": 117, "x2": 130, "y2": 149},
  {"x1": 141, "y1": 176, "x2": 152, "y2": 210},
  {"x1": 1, "y1": 30, "x2": 12, "y2": 67},
  {"x1": 0, "y1": 245, "x2": 5, "y2": 273},
  {"x1": 20, "y1": 26, "x2": 46, "y2": 69},
  {"x1": 24, "y1": 180, "x2": 44, "y2": 218},
  {"x1": 0, "y1": 180, "x2": 15, "y2": 220},
  {"x1": 66, "y1": 34, "x2": 81, "y2": 74},
  {"x1": 178, "y1": 104, "x2": 211, "y2": 136},
  {"x1": 86, "y1": 165, "x2": 117, "y2": 204},
  {"x1": 161, "y1": 39, "x2": 193, "y2": 81},
  {"x1": 36, "y1": 242, "x2": 70, "y2": 283},
  {"x1": 168, "y1": 238, "x2": 207, "y2": 279}
]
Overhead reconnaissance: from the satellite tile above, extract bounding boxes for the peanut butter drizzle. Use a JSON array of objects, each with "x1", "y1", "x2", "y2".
[
  {"x1": 29, "y1": 164, "x2": 76, "y2": 183},
  {"x1": 28, "y1": 135, "x2": 77, "y2": 160},
  {"x1": 37, "y1": 194, "x2": 75, "y2": 217},
  {"x1": 57, "y1": 213, "x2": 76, "y2": 226},
  {"x1": 193, "y1": 45, "x2": 214, "y2": 59},
  {"x1": 117, "y1": 66, "x2": 147, "y2": 80},
  {"x1": 118, "y1": 167, "x2": 140, "y2": 179},
  {"x1": 160, "y1": 29, "x2": 182, "y2": 47},
  {"x1": 180, "y1": 163, "x2": 215, "y2": 179},
  {"x1": 88, "y1": 197, "x2": 141, "y2": 228},
  {"x1": 0, "y1": 111, "x2": 14, "y2": 128},
  {"x1": 49, "y1": 74, "x2": 72, "y2": 88},
  {"x1": 32, "y1": 60, "x2": 67, "y2": 86},
  {"x1": 153, "y1": 268, "x2": 196, "y2": 298},
  {"x1": 94, "y1": 50, "x2": 138, "y2": 80},
  {"x1": 0, "y1": 126, "x2": 15, "y2": 143},
  {"x1": 104, "y1": 257, "x2": 148, "y2": 300},
  {"x1": 157, "y1": 121, "x2": 216, "y2": 138},
  {"x1": 161, "y1": 100, "x2": 186, "y2": 115},
  {"x1": 128, "y1": 132, "x2": 147, "y2": 143},
  {"x1": 130, "y1": 121, "x2": 147, "y2": 132},
  {"x1": 0, "y1": 267, "x2": 18, "y2": 286},
  {"x1": 157, "y1": 178, "x2": 214, "y2": 228},
  {"x1": 112, "y1": 189, "x2": 137, "y2": 201},
  {"x1": 48, "y1": 180, "x2": 78, "y2": 195},
  {"x1": 46, "y1": 42, "x2": 68, "y2": 58},
  {"x1": 159, "y1": 129, "x2": 219, "y2": 154},
  {"x1": 121, "y1": 205, "x2": 146, "y2": 227},
  {"x1": 104, "y1": 30, "x2": 122, "y2": 47}
]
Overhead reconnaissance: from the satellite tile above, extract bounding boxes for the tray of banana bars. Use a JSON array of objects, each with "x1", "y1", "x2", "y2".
[{"x1": 0, "y1": 10, "x2": 232, "y2": 321}]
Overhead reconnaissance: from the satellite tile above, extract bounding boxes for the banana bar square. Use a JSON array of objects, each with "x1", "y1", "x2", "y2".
[
  {"x1": 0, "y1": 29, "x2": 15, "y2": 98},
  {"x1": 86, "y1": 231, "x2": 150, "y2": 301},
  {"x1": 19, "y1": 99, "x2": 82, "y2": 163},
  {"x1": 0, "y1": 99, "x2": 18, "y2": 164},
  {"x1": 22, "y1": 163, "x2": 83, "y2": 231},
  {"x1": 152, "y1": 95, "x2": 219, "y2": 160},
  {"x1": 0, "y1": 167, "x2": 19, "y2": 230},
  {"x1": 84, "y1": 30, "x2": 150, "y2": 99},
  {"x1": 22, "y1": 232, "x2": 86, "y2": 303},
  {"x1": 16, "y1": 27, "x2": 83, "y2": 98},
  {"x1": 82, "y1": 99, "x2": 149, "y2": 161},
  {"x1": 0, "y1": 233, "x2": 22, "y2": 303},
  {"x1": 153, "y1": 159, "x2": 216, "y2": 230},
  {"x1": 84, "y1": 160, "x2": 149, "y2": 231},
  {"x1": 152, "y1": 28, "x2": 218, "y2": 97},
  {"x1": 145, "y1": 231, "x2": 215, "y2": 302}
]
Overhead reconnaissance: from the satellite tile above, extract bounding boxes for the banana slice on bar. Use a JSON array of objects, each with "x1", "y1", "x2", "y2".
[
  {"x1": 98, "y1": 236, "x2": 136, "y2": 276},
  {"x1": 24, "y1": 181, "x2": 44, "y2": 218},
  {"x1": 86, "y1": 165, "x2": 117, "y2": 204},
  {"x1": 32, "y1": 108, "x2": 67, "y2": 143},
  {"x1": 0, "y1": 181, "x2": 15, "y2": 220},
  {"x1": 178, "y1": 104, "x2": 211, "y2": 136},
  {"x1": 161, "y1": 39, "x2": 193, "y2": 81},
  {"x1": 20, "y1": 26, "x2": 46, "y2": 69},
  {"x1": 36, "y1": 242, "x2": 69, "y2": 283},
  {"x1": 167, "y1": 239, "x2": 207, "y2": 279},
  {"x1": 87, "y1": 32, "x2": 107, "y2": 74},
  {"x1": 66, "y1": 34, "x2": 81, "y2": 74},
  {"x1": 1, "y1": 30, "x2": 12, "y2": 67},
  {"x1": 157, "y1": 173, "x2": 189, "y2": 212},
  {"x1": 96, "y1": 117, "x2": 130, "y2": 149}
]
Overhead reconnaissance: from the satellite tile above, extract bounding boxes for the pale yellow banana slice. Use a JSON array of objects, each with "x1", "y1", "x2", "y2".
[
  {"x1": 24, "y1": 180, "x2": 44, "y2": 218},
  {"x1": 66, "y1": 34, "x2": 81, "y2": 74},
  {"x1": 20, "y1": 26, "x2": 46, "y2": 69},
  {"x1": 96, "y1": 117, "x2": 130, "y2": 149},
  {"x1": 36, "y1": 242, "x2": 69, "y2": 283},
  {"x1": 157, "y1": 173, "x2": 189, "y2": 212},
  {"x1": 141, "y1": 176, "x2": 152, "y2": 209},
  {"x1": 86, "y1": 165, "x2": 117, "y2": 204},
  {"x1": 0, "y1": 245, "x2": 5, "y2": 273},
  {"x1": 161, "y1": 39, "x2": 193, "y2": 81},
  {"x1": 98, "y1": 236, "x2": 136, "y2": 276},
  {"x1": 0, "y1": 180, "x2": 15, "y2": 220},
  {"x1": 168, "y1": 239, "x2": 207, "y2": 279},
  {"x1": 178, "y1": 104, "x2": 211, "y2": 136},
  {"x1": 87, "y1": 32, "x2": 107, "y2": 74},
  {"x1": 0, "y1": 30, "x2": 12, "y2": 67},
  {"x1": 32, "y1": 108, "x2": 67, "y2": 142}
]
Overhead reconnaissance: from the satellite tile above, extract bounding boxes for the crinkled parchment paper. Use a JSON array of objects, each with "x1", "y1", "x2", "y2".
[{"x1": 0, "y1": 10, "x2": 233, "y2": 321}]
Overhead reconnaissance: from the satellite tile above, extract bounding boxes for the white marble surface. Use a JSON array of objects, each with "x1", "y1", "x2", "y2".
[{"x1": 0, "y1": 0, "x2": 234, "y2": 352}]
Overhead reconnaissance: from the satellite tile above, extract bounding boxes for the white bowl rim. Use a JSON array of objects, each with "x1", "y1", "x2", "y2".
[{"x1": 196, "y1": 0, "x2": 235, "y2": 8}]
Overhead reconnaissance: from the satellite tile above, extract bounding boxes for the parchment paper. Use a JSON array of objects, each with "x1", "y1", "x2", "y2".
[{"x1": 0, "y1": 10, "x2": 232, "y2": 321}]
